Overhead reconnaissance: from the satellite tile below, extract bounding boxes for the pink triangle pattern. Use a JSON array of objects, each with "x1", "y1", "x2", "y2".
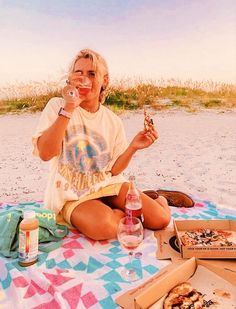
[
  {"x1": 63, "y1": 249, "x2": 75, "y2": 259},
  {"x1": 13, "y1": 276, "x2": 28, "y2": 288},
  {"x1": 55, "y1": 268, "x2": 69, "y2": 274},
  {"x1": 23, "y1": 280, "x2": 46, "y2": 298},
  {"x1": 195, "y1": 202, "x2": 205, "y2": 207},
  {"x1": 48, "y1": 285, "x2": 57, "y2": 295},
  {"x1": 43, "y1": 272, "x2": 73, "y2": 286},
  {"x1": 70, "y1": 230, "x2": 81, "y2": 236},
  {"x1": 61, "y1": 283, "x2": 83, "y2": 309},
  {"x1": 71, "y1": 235, "x2": 82, "y2": 239},
  {"x1": 179, "y1": 208, "x2": 188, "y2": 214},
  {"x1": 85, "y1": 238, "x2": 96, "y2": 246},
  {"x1": 63, "y1": 240, "x2": 84, "y2": 249},
  {"x1": 81, "y1": 291, "x2": 98, "y2": 308},
  {"x1": 32, "y1": 298, "x2": 61, "y2": 309}
]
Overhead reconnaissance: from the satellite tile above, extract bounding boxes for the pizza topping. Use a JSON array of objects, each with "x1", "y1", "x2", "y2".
[
  {"x1": 180, "y1": 229, "x2": 235, "y2": 247},
  {"x1": 203, "y1": 299, "x2": 216, "y2": 307},
  {"x1": 163, "y1": 282, "x2": 217, "y2": 309},
  {"x1": 189, "y1": 290, "x2": 201, "y2": 302}
]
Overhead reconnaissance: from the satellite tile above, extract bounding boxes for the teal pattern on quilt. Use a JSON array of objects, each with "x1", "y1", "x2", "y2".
[{"x1": 0, "y1": 199, "x2": 235, "y2": 309}]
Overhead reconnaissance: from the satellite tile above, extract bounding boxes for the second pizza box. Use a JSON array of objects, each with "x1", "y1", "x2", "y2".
[
  {"x1": 174, "y1": 219, "x2": 236, "y2": 259},
  {"x1": 115, "y1": 257, "x2": 236, "y2": 309}
]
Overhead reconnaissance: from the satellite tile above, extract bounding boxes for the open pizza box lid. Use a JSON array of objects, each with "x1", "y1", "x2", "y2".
[
  {"x1": 155, "y1": 220, "x2": 236, "y2": 260},
  {"x1": 115, "y1": 257, "x2": 236, "y2": 309}
]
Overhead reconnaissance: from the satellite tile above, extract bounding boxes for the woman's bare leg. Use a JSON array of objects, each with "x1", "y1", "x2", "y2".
[
  {"x1": 70, "y1": 183, "x2": 171, "y2": 240},
  {"x1": 102, "y1": 183, "x2": 171, "y2": 230},
  {"x1": 70, "y1": 199, "x2": 125, "y2": 240}
]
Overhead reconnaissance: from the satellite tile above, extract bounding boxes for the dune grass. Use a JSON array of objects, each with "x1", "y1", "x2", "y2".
[{"x1": 0, "y1": 78, "x2": 235, "y2": 114}]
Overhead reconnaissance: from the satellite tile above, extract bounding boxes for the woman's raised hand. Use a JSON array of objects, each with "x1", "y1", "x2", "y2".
[
  {"x1": 62, "y1": 81, "x2": 81, "y2": 111},
  {"x1": 62, "y1": 73, "x2": 92, "y2": 111},
  {"x1": 130, "y1": 127, "x2": 158, "y2": 151},
  {"x1": 129, "y1": 109, "x2": 158, "y2": 151}
]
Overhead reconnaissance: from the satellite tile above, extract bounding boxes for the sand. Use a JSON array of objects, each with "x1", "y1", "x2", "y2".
[{"x1": 0, "y1": 109, "x2": 235, "y2": 210}]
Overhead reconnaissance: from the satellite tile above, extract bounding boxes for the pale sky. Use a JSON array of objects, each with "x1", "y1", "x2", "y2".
[{"x1": 0, "y1": 0, "x2": 235, "y2": 87}]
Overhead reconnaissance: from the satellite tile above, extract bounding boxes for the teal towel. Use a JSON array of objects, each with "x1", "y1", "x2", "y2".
[{"x1": 0, "y1": 205, "x2": 68, "y2": 258}]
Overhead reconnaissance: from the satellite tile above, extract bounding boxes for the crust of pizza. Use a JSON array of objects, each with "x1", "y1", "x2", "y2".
[
  {"x1": 171, "y1": 282, "x2": 193, "y2": 296},
  {"x1": 144, "y1": 109, "x2": 154, "y2": 132},
  {"x1": 163, "y1": 282, "x2": 205, "y2": 309}
]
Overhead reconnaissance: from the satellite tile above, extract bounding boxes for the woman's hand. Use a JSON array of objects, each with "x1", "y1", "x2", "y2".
[
  {"x1": 62, "y1": 84, "x2": 81, "y2": 112},
  {"x1": 129, "y1": 127, "x2": 158, "y2": 151}
]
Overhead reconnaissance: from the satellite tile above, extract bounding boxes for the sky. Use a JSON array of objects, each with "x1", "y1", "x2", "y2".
[{"x1": 0, "y1": 0, "x2": 235, "y2": 87}]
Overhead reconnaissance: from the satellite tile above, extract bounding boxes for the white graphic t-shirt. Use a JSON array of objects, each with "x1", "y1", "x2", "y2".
[{"x1": 32, "y1": 97, "x2": 127, "y2": 214}]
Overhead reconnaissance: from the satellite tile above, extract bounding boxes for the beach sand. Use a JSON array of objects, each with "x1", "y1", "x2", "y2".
[{"x1": 0, "y1": 109, "x2": 235, "y2": 210}]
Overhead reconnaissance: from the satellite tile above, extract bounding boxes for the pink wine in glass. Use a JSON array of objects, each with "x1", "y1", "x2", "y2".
[{"x1": 120, "y1": 235, "x2": 142, "y2": 251}]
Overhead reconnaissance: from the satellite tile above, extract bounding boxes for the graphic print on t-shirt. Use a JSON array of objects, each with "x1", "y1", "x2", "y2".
[{"x1": 57, "y1": 124, "x2": 111, "y2": 196}]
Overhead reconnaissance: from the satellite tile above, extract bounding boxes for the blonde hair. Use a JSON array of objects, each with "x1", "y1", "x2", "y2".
[{"x1": 69, "y1": 49, "x2": 109, "y2": 103}]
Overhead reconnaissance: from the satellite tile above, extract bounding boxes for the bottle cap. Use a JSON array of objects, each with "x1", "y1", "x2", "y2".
[{"x1": 23, "y1": 210, "x2": 36, "y2": 219}]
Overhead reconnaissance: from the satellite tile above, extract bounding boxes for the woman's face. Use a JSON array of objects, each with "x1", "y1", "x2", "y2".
[{"x1": 71, "y1": 57, "x2": 104, "y2": 103}]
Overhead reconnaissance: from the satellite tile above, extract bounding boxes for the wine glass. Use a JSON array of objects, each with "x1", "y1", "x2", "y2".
[
  {"x1": 62, "y1": 73, "x2": 92, "y2": 104},
  {"x1": 62, "y1": 81, "x2": 79, "y2": 102},
  {"x1": 69, "y1": 73, "x2": 92, "y2": 96},
  {"x1": 117, "y1": 217, "x2": 144, "y2": 282}
]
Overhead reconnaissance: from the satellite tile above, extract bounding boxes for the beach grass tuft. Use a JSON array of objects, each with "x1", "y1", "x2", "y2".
[{"x1": 0, "y1": 78, "x2": 235, "y2": 114}]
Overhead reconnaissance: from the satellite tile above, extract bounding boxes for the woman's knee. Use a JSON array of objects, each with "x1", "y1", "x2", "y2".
[
  {"x1": 70, "y1": 201, "x2": 124, "y2": 240},
  {"x1": 157, "y1": 211, "x2": 171, "y2": 228},
  {"x1": 156, "y1": 195, "x2": 168, "y2": 207},
  {"x1": 145, "y1": 211, "x2": 171, "y2": 229},
  {"x1": 141, "y1": 194, "x2": 171, "y2": 229},
  {"x1": 84, "y1": 214, "x2": 120, "y2": 240},
  {"x1": 149, "y1": 213, "x2": 170, "y2": 229},
  {"x1": 92, "y1": 209, "x2": 125, "y2": 240}
]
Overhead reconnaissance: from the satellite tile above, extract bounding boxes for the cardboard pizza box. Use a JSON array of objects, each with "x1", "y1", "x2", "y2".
[
  {"x1": 155, "y1": 227, "x2": 181, "y2": 261},
  {"x1": 154, "y1": 223, "x2": 236, "y2": 282},
  {"x1": 115, "y1": 257, "x2": 236, "y2": 309},
  {"x1": 174, "y1": 219, "x2": 236, "y2": 259}
]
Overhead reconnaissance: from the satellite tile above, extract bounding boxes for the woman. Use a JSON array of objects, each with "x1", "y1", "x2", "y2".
[{"x1": 32, "y1": 48, "x2": 171, "y2": 240}]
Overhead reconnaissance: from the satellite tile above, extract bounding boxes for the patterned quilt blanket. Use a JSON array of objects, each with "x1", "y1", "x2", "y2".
[{"x1": 0, "y1": 198, "x2": 236, "y2": 309}]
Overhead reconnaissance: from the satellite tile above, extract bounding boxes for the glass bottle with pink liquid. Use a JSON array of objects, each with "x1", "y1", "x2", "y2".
[{"x1": 125, "y1": 176, "x2": 144, "y2": 223}]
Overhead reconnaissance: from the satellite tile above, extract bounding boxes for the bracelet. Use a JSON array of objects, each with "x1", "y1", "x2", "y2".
[{"x1": 58, "y1": 107, "x2": 72, "y2": 119}]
